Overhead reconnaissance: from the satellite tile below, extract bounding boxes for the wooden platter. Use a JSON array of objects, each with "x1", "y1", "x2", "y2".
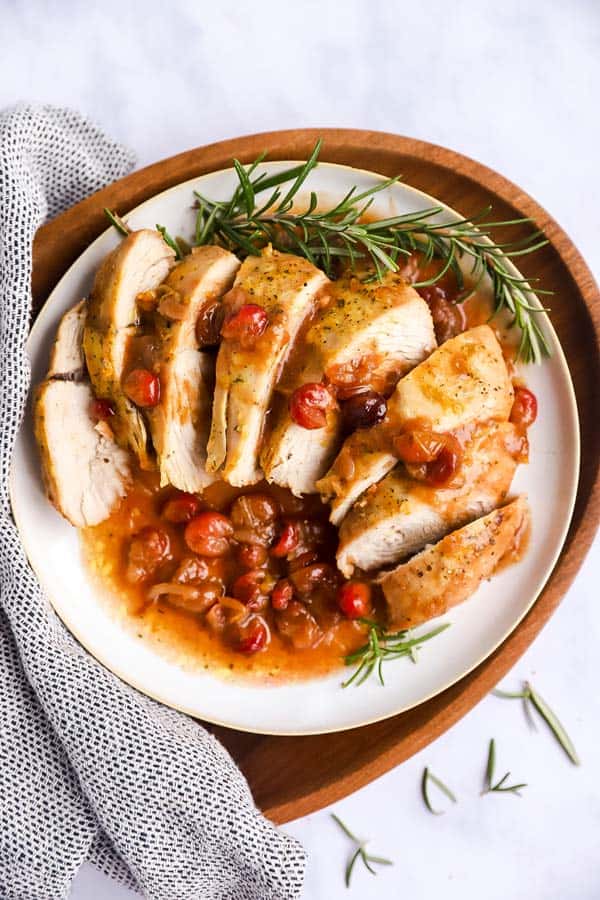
[{"x1": 31, "y1": 129, "x2": 600, "y2": 824}]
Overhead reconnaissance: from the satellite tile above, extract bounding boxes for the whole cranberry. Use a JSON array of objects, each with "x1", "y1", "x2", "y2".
[{"x1": 340, "y1": 390, "x2": 387, "y2": 431}]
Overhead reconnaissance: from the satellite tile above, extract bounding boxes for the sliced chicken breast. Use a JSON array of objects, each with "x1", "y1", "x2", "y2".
[
  {"x1": 337, "y1": 422, "x2": 523, "y2": 577},
  {"x1": 207, "y1": 247, "x2": 329, "y2": 486},
  {"x1": 83, "y1": 230, "x2": 175, "y2": 468},
  {"x1": 47, "y1": 302, "x2": 87, "y2": 377},
  {"x1": 317, "y1": 325, "x2": 513, "y2": 524},
  {"x1": 146, "y1": 246, "x2": 240, "y2": 492},
  {"x1": 261, "y1": 272, "x2": 436, "y2": 495},
  {"x1": 386, "y1": 323, "x2": 514, "y2": 428},
  {"x1": 378, "y1": 496, "x2": 530, "y2": 630},
  {"x1": 34, "y1": 302, "x2": 131, "y2": 527}
]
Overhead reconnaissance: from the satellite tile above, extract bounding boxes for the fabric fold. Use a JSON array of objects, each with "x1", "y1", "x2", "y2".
[{"x1": 0, "y1": 104, "x2": 305, "y2": 900}]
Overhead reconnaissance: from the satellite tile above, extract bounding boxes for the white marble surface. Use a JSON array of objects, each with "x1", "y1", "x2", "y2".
[{"x1": 3, "y1": 1, "x2": 599, "y2": 897}]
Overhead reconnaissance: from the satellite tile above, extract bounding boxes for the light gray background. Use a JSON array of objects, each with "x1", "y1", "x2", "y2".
[{"x1": 2, "y1": 1, "x2": 599, "y2": 897}]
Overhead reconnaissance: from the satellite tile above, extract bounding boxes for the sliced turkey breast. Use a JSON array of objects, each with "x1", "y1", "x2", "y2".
[
  {"x1": 317, "y1": 325, "x2": 513, "y2": 524},
  {"x1": 337, "y1": 421, "x2": 524, "y2": 577},
  {"x1": 261, "y1": 272, "x2": 436, "y2": 495},
  {"x1": 34, "y1": 302, "x2": 131, "y2": 527},
  {"x1": 146, "y1": 246, "x2": 240, "y2": 492},
  {"x1": 47, "y1": 301, "x2": 87, "y2": 377},
  {"x1": 83, "y1": 230, "x2": 175, "y2": 469},
  {"x1": 207, "y1": 247, "x2": 329, "y2": 486},
  {"x1": 386, "y1": 323, "x2": 513, "y2": 428},
  {"x1": 378, "y1": 496, "x2": 530, "y2": 630}
]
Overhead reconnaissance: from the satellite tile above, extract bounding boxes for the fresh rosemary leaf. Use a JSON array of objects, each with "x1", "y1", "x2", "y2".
[
  {"x1": 245, "y1": 160, "x2": 310, "y2": 197},
  {"x1": 195, "y1": 202, "x2": 219, "y2": 246},
  {"x1": 527, "y1": 684, "x2": 580, "y2": 765},
  {"x1": 342, "y1": 622, "x2": 450, "y2": 688},
  {"x1": 482, "y1": 738, "x2": 527, "y2": 796},
  {"x1": 277, "y1": 138, "x2": 322, "y2": 212},
  {"x1": 331, "y1": 814, "x2": 393, "y2": 888},
  {"x1": 361, "y1": 205, "x2": 442, "y2": 230},
  {"x1": 494, "y1": 780, "x2": 528, "y2": 794},
  {"x1": 493, "y1": 681, "x2": 580, "y2": 765},
  {"x1": 232, "y1": 158, "x2": 255, "y2": 218},
  {"x1": 492, "y1": 688, "x2": 529, "y2": 699},
  {"x1": 485, "y1": 737, "x2": 496, "y2": 788},
  {"x1": 421, "y1": 767, "x2": 457, "y2": 815},
  {"x1": 103, "y1": 207, "x2": 130, "y2": 236},
  {"x1": 331, "y1": 813, "x2": 359, "y2": 843},
  {"x1": 345, "y1": 847, "x2": 361, "y2": 888},
  {"x1": 156, "y1": 223, "x2": 184, "y2": 260}
]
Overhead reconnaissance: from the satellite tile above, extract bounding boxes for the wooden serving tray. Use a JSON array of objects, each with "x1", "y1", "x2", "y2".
[{"x1": 31, "y1": 129, "x2": 600, "y2": 824}]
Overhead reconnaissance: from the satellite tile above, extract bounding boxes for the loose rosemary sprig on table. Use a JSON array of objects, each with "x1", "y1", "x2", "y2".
[
  {"x1": 493, "y1": 682, "x2": 580, "y2": 765},
  {"x1": 331, "y1": 814, "x2": 393, "y2": 887},
  {"x1": 421, "y1": 767, "x2": 458, "y2": 815},
  {"x1": 482, "y1": 738, "x2": 527, "y2": 796},
  {"x1": 192, "y1": 140, "x2": 551, "y2": 363},
  {"x1": 342, "y1": 621, "x2": 450, "y2": 688}
]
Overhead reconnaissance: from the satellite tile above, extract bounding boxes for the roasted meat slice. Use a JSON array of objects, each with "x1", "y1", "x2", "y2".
[
  {"x1": 207, "y1": 247, "x2": 329, "y2": 486},
  {"x1": 47, "y1": 302, "x2": 87, "y2": 376},
  {"x1": 337, "y1": 422, "x2": 523, "y2": 577},
  {"x1": 261, "y1": 272, "x2": 436, "y2": 495},
  {"x1": 34, "y1": 302, "x2": 131, "y2": 527},
  {"x1": 146, "y1": 246, "x2": 240, "y2": 492},
  {"x1": 378, "y1": 496, "x2": 530, "y2": 630},
  {"x1": 386, "y1": 323, "x2": 514, "y2": 428},
  {"x1": 317, "y1": 325, "x2": 513, "y2": 524},
  {"x1": 83, "y1": 229, "x2": 175, "y2": 468}
]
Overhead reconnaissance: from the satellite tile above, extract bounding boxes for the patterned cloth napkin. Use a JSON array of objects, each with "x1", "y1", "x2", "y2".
[{"x1": 0, "y1": 105, "x2": 306, "y2": 900}]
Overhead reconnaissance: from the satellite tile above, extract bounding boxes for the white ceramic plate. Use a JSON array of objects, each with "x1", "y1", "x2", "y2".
[{"x1": 10, "y1": 161, "x2": 580, "y2": 735}]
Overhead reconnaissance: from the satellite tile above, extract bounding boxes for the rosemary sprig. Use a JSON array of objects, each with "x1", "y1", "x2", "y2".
[
  {"x1": 342, "y1": 621, "x2": 450, "y2": 688},
  {"x1": 493, "y1": 682, "x2": 580, "y2": 765},
  {"x1": 421, "y1": 767, "x2": 457, "y2": 815},
  {"x1": 156, "y1": 223, "x2": 184, "y2": 260},
  {"x1": 481, "y1": 738, "x2": 527, "y2": 796},
  {"x1": 103, "y1": 208, "x2": 185, "y2": 264},
  {"x1": 192, "y1": 141, "x2": 551, "y2": 362},
  {"x1": 103, "y1": 207, "x2": 130, "y2": 236},
  {"x1": 331, "y1": 813, "x2": 393, "y2": 887}
]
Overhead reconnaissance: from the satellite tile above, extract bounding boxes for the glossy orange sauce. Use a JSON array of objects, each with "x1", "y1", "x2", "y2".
[
  {"x1": 82, "y1": 474, "x2": 368, "y2": 682},
  {"x1": 81, "y1": 250, "x2": 530, "y2": 682}
]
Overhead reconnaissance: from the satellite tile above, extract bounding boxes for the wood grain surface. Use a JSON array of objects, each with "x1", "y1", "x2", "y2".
[{"x1": 31, "y1": 129, "x2": 600, "y2": 824}]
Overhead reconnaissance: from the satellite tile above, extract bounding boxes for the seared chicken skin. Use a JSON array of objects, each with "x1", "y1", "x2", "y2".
[
  {"x1": 146, "y1": 246, "x2": 240, "y2": 492},
  {"x1": 378, "y1": 496, "x2": 530, "y2": 630},
  {"x1": 337, "y1": 422, "x2": 524, "y2": 577},
  {"x1": 83, "y1": 230, "x2": 175, "y2": 468},
  {"x1": 207, "y1": 247, "x2": 329, "y2": 486},
  {"x1": 261, "y1": 272, "x2": 436, "y2": 495},
  {"x1": 34, "y1": 302, "x2": 131, "y2": 527},
  {"x1": 317, "y1": 325, "x2": 513, "y2": 524}
]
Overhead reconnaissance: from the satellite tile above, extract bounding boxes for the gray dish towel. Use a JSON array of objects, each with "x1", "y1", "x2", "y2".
[{"x1": 0, "y1": 105, "x2": 306, "y2": 900}]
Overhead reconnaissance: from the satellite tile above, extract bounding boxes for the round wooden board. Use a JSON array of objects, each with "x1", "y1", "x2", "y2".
[{"x1": 31, "y1": 129, "x2": 600, "y2": 824}]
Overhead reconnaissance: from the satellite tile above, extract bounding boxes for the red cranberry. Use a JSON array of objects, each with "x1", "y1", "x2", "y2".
[
  {"x1": 289, "y1": 383, "x2": 334, "y2": 429},
  {"x1": 337, "y1": 581, "x2": 372, "y2": 619}
]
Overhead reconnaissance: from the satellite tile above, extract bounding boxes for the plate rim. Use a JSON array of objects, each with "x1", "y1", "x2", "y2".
[
  {"x1": 12, "y1": 157, "x2": 581, "y2": 735},
  {"x1": 18, "y1": 129, "x2": 600, "y2": 821}
]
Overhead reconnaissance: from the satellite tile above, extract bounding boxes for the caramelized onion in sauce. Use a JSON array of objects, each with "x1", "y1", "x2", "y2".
[{"x1": 82, "y1": 250, "x2": 537, "y2": 679}]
